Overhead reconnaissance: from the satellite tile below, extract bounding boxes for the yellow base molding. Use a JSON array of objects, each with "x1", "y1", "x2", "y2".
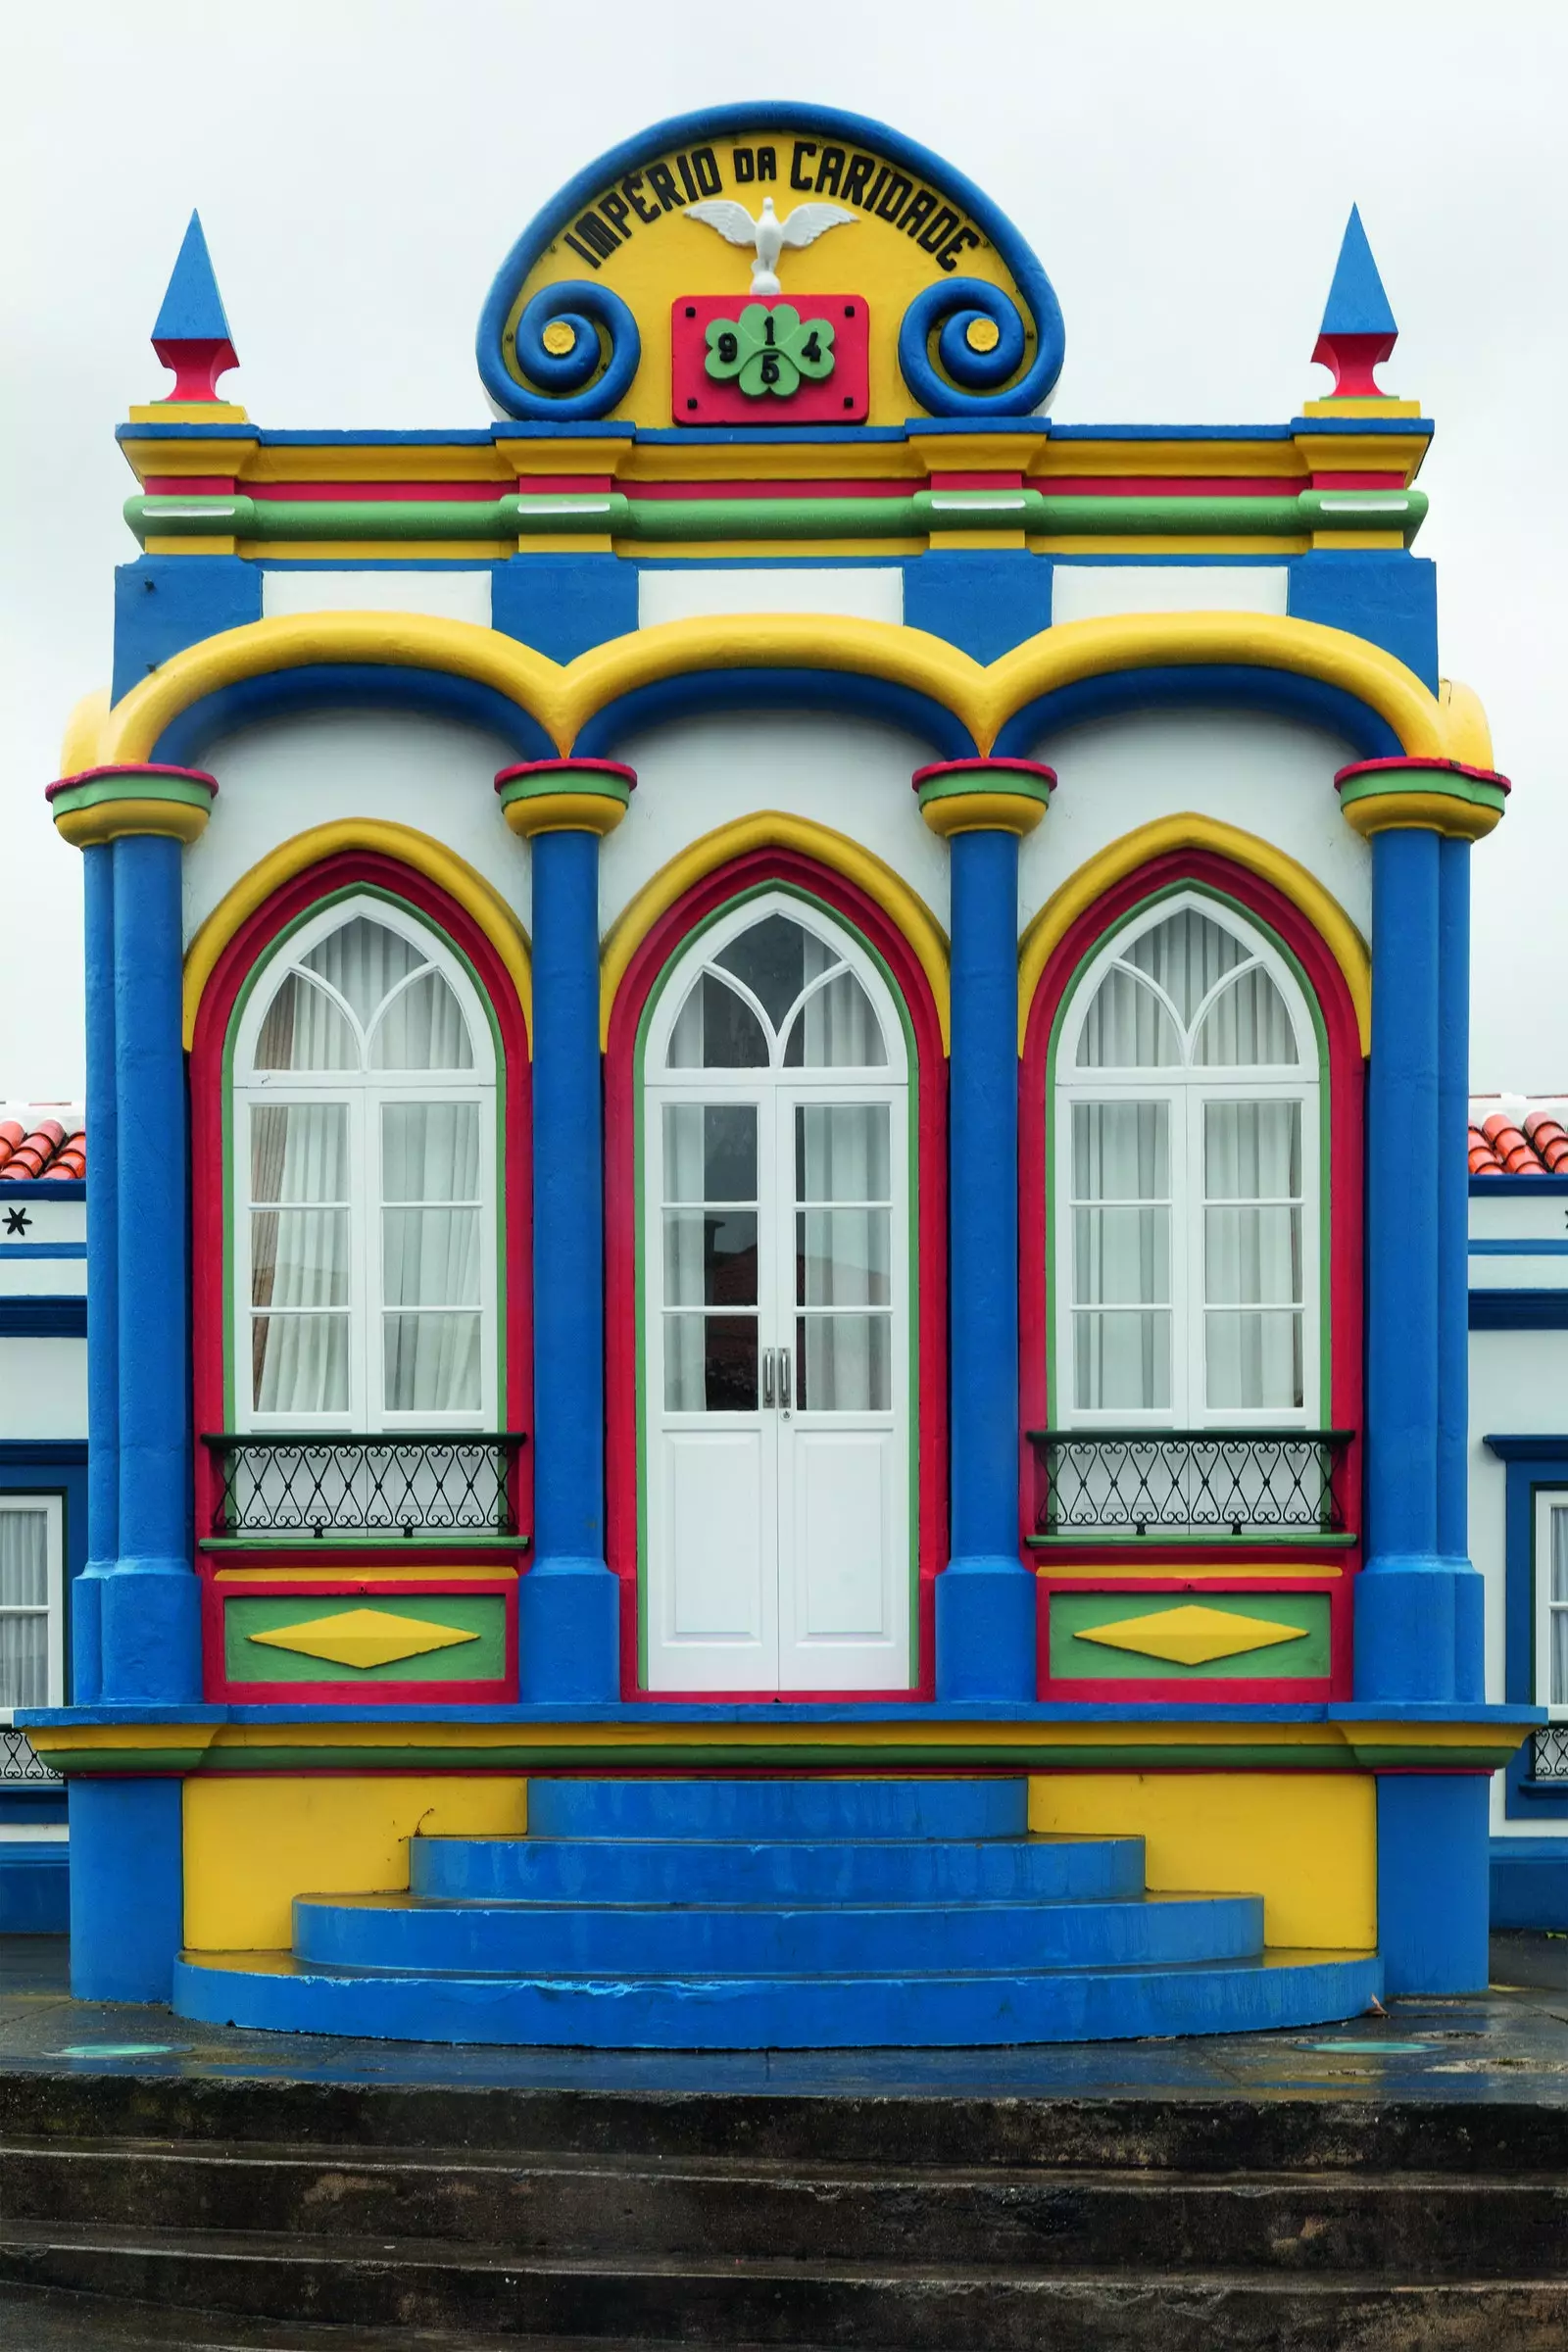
[
  {"x1": 1028, "y1": 1770, "x2": 1376, "y2": 1949},
  {"x1": 182, "y1": 1773, "x2": 527, "y2": 1951}
]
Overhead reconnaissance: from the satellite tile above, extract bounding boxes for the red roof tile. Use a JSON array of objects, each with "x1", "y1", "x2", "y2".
[
  {"x1": 0, "y1": 1107, "x2": 86, "y2": 1181},
  {"x1": 1469, "y1": 1099, "x2": 1568, "y2": 1177}
]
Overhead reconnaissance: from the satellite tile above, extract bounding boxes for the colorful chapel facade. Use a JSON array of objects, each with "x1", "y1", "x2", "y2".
[{"x1": 17, "y1": 104, "x2": 1544, "y2": 2041}]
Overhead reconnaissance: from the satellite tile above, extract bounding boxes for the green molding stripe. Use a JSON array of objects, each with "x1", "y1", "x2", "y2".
[
  {"x1": 1335, "y1": 764, "x2": 1508, "y2": 819},
  {"x1": 46, "y1": 772, "x2": 217, "y2": 822},
  {"x1": 123, "y1": 485, "x2": 1431, "y2": 550},
  {"x1": 915, "y1": 768, "x2": 1053, "y2": 812},
  {"x1": 224, "y1": 1595, "x2": 507, "y2": 1685},
  {"x1": 496, "y1": 769, "x2": 630, "y2": 814},
  {"x1": 1050, "y1": 1592, "x2": 1331, "y2": 1681}
]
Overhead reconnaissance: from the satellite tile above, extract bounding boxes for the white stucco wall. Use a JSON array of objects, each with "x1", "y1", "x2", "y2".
[
  {"x1": 0, "y1": 1340, "x2": 86, "y2": 1441},
  {"x1": 1018, "y1": 709, "x2": 1371, "y2": 941},
  {"x1": 183, "y1": 710, "x2": 529, "y2": 945}
]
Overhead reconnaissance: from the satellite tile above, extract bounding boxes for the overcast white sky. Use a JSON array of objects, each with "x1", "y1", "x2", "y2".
[{"x1": 3, "y1": 0, "x2": 1563, "y2": 1100}]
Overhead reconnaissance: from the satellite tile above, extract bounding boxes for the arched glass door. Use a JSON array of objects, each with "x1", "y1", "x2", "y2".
[{"x1": 641, "y1": 895, "x2": 911, "y2": 1691}]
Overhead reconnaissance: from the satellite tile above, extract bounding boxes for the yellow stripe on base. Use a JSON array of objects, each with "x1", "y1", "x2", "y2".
[{"x1": 1029, "y1": 1770, "x2": 1377, "y2": 1948}]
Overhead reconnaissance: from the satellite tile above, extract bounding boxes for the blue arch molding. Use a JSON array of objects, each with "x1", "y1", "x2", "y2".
[
  {"x1": 992, "y1": 664, "x2": 1404, "y2": 761},
  {"x1": 150, "y1": 664, "x2": 557, "y2": 768},
  {"x1": 476, "y1": 103, "x2": 1065, "y2": 423},
  {"x1": 571, "y1": 666, "x2": 977, "y2": 762}
]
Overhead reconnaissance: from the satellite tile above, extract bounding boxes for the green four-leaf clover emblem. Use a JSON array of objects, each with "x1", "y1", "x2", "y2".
[{"x1": 704, "y1": 304, "x2": 836, "y2": 399}]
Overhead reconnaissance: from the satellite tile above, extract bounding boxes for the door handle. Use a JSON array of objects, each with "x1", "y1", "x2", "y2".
[
  {"x1": 761, "y1": 1347, "x2": 775, "y2": 1409},
  {"x1": 778, "y1": 1346, "x2": 792, "y2": 1416}
]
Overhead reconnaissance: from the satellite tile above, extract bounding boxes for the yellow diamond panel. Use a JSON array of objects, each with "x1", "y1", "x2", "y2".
[
  {"x1": 1072, "y1": 1602, "x2": 1309, "y2": 1668},
  {"x1": 245, "y1": 1607, "x2": 480, "y2": 1671}
]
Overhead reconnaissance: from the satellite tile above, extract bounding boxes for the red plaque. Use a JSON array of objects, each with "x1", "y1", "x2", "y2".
[{"x1": 671, "y1": 296, "x2": 869, "y2": 426}]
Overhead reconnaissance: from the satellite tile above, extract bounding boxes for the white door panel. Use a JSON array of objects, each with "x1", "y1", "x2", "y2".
[{"x1": 783, "y1": 1427, "x2": 900, "y2": 1649}]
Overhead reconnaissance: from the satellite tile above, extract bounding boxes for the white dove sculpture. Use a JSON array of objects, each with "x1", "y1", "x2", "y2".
[{"x1": 683, "y1": 195, "x2": 858, "y2": 295}]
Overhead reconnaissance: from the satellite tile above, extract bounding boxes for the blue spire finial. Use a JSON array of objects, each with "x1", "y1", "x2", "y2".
[
  {"x1": 150, "y1": 212, "x2": 238, "y2": 401},
  {"x1": 1318, "y1": 206, "x2": 1397, "y2": 341}
]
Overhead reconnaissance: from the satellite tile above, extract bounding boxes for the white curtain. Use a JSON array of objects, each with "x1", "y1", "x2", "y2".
[
  {"x1": 303, "y1": 916, "x2": 421, "y2": 1030},
  {"x1": 789, "y1": 966, "x2": 886, "y2": 1067},
  {"x1": 1552, "y1": 1506, "x2": 1568, "y2": 1706},
  {"x1": 1071, "y1": 1102, "x2": 1171, "y2": 1411},
  {"x1": 255, "y1": 972, "x2": 357, "y2": 1071},
  {"x1": 250, "y1": 1102, "x2": 351, "y2": 1412},
  {"x1": 1196, "y1": 969, "x2": 1298, "y2": 1066},
  {"x1": 661, "y1": 1103, "x2": 759, "y2": 1412},
  {"x1": 796, "y1": 1102, "x2": 891, "y2": 1411},
  {"x1": 0, "y1": 1509, "x2": 47, "y2": 1708},
  {"x1": 1203, "y1": 1102, "x2": 1302, "y2": 1410},
  {"x1": 1126, "y1": 908, "x2": 1247, "y2": 1024},
  {"x1": 381, "y1": 1102, "x2": 482, "y2": 1413},
  {"x1": 371, "y1": 970, "x2": 473, "y2": 1070}
]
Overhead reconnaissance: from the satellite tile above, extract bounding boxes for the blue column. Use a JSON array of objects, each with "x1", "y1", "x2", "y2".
[
  {"x1": 938, "y1": 825, "x2": 1036, "y2": 1699},
  {"x1": 69, "y1": 1778, "x2": 185, "y2": 2002},
  {"x1": 1354, "y1": 826, "x2": 1448, "y2": 1701},
  {"x1": 519, "y1": 824, "x2": 619, "y2": 1699},
  {"x1": 1376, "y1": 1772, "x2": 1491, "y2": 1996},
  {"x1": 1438, "y1": 836, "x2": 1485, "y2": 1703},
  {"x1": 101, "y1": 833, "x2": 200, "y2": 1703},
  {"x1": 74, "y1": 846, "x2": 118, "y2": 1703}
]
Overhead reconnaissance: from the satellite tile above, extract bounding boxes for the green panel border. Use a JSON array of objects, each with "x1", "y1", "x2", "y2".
[
  {"x1": 1049, "y1": 1591, "x2": 1331, "y2": 1681},
  {"x1": 223, "y1": 1593, "x2": 507, "y2": 1684}
]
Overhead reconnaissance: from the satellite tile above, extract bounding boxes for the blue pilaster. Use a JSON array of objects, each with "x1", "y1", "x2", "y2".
[
  {"x1": 102, "y1": 833, "x2": 200, "y2": 1703},
  {"x1": 1355, "y1": 825, "x2": 1448, "y2": 1702},
  {"x1": 1439, "y1": 836, "x2": 1485, "y2": 1702},
  {"x1": 518, "y1": 822, "x2": 619, "y2": 1699},
  {"x1": 74, "y1": 846, "x2": 118, "y2": 1703},
  {"x1": 937, "y1": 823, "x2": 1036, "y2": 1699},
  {"x1": 69, "y1": 1777, "x2": 185, "y2": 2003},
  {"x1": 1376, "y1": 1773, "x2": 1491, "y2": 1995}
]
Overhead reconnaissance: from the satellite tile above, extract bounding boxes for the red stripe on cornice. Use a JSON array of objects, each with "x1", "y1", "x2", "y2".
[{"x1": 1028, "y1": 475, "x2": 1305, "y2": 498}]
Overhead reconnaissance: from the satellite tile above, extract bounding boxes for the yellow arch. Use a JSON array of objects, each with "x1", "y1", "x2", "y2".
[
  {"x1": 599, "y1": 812, "x2": 951, "y2": 1052},
  {"x1": 182, "y1": 818, "x2": 532, "y2": 1049},
  {"x1": 79, "y1": 606, "x2": 1483, "y2": 775},
  {"x1": 1016, "y1": 814, "x2": 1372, "y2": 1054}
]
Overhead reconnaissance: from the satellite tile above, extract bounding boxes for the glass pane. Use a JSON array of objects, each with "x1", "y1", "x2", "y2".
[
  {"x1": 1204, "y1": 1102, "x2": 1302, "y2": 1200},
  {"x1": 796, "y1": 1314, "x2": 891, "y2": 1411},
  {"x1": 1553, "y1": 1507, "x2": 1568, "y2": 1604},
  {"x1": 0, "y1": 1511, "x2": 48, "y2": 1609},
  {"x1": 251, "y1": 1209, "x2": 350, "y2": 1309},
  {"x1": 369, "y1": 970, "x2": 474, "y2": 1071},
  {"x1": 253, "y1": 972, "x2": 359, "y2": 1071},
  {"x1": 252, "y1": 1313, "x2": 349, "y2": 1412},
  {"x1": 662, "y1": 1104, "x2": 758, "y2": 1203},
  {"x1": 250, "y1": 1103, "x2": 349, "y2": 1204},
  {"x1": 1554, "y1": 1610, "x2": 1568, "y2": 1710},
  {"x1": 383, "y1": 1313, "x2": 482, "y2": 1412},
  {"x1": 1205, "y1": 1206, "x2": 1302, "y2": 1306},
  {"x1": 797, "y1": 1208, "x2": 891, "y2": 1305},
  {"x1": 1204, "y1": 1310, "x2": 1304, "y2": 1410},
  {"x1": 1076, "y1": 968, "x2": 1181, "y2": 1068},
  {"x1": 1195, "y1": 967, "x2": 1298, "y2": 1066},
  {"x1": 663, "y1": 1313, "x2": 757, "y2": 1411},
  {"x1": 1072, "y1": 1309, "x2": 1171, "y2": 1411},
  {"x1": 784, "y1": 970, "x2": 888, "y2": 1068},
  {"x1": 796, "y1": 1104, "x2": 891, "y2": 1203},
  {"x1": 1551, "y1": 1508, "x2": 1568, "y2": 1708},
  {"x1": 303, "y1": 915, "x2": 422, "y2": 1031},
  {"x1": 666, "y1": 973, "x2": 769, "y2": 1069},
  {"x1": 383, "y1": 1207, "x2": 482, "y2": 1307},
  {"x1": 0, "y1": 1614, "x2": 46, "y2": 1709},
  {"x1": 713, "y1": 911, "x2": 809, "y2": 1032},
  {"x1": 381, "y1": 1103, "x2": 480, "y2": 1202},
  {"x1": 1072, "y1": 1207, "x2": 1170, "y2": 1305},
  {"x1": 1125, "y1": 906, "x2": 1248, "y2": 1025},
  {"x1": 1071, "y1": 1102, "x2": 1168, "y2": 1201},
  {"x1": 662, "y1": 1210, "x2": 758, "y2": 1306}
]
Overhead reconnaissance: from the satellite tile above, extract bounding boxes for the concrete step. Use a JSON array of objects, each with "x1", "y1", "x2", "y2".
[
  {"x1": 410, "y1": 1829, "x2": 1147, "y2": 1906},
  {"x1": 523, "y1": 1777, "x2": 1031, "y2": 1841},
  {"x1": 1, "y1": 2221, "x2": 1566, "y2": 2349},
  {"x1": 173, "y1": 1947, "x2": 1382, "y2": 2049},
  {"x1": 4, "y1": 2139, "x2": 1567, "y2": 2275},
  {"x1": 290, "y1": 1888, "x2": 1264, "y2": 1977}
]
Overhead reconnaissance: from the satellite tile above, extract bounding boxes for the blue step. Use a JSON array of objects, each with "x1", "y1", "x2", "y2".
[
  {"x1": 292, "y1": 1888, "x2": 1265, "y2": 1976},
  {"x1": 523, "y1": 1775, "x2": 1030, "y2": 1841},
  {"x1": 174, "y1": 1947, "x2": 1384, "y2": 2050},
  {"x1": 412, "y1": 1831, "x2": 1146, "y2": 1906}
]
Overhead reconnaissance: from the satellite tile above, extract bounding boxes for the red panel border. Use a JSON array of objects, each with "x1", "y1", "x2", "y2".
[
  {"x1": 188, "y1": 851, "x2": 533, "y2": 1699},
  {"x1": 1018, "y1": 850, "x2": 1365, "y2": 1700},
  {"x1": 205, "y1": 1572, "x2": 518, "y2": 1704},
  {"x1": 604, "y1": 849, "x2": 949, "y2": 1701}
]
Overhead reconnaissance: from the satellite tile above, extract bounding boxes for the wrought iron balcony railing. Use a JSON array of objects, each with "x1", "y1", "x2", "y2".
[
  {"x1": 1027, "y1": 1427, "x2": 1353, "y2": 1541},
  {"x1": 202, "y1": 1432, "x2": 526, "y2": 1541},
  {"x1": 0, "y1": 1725, "x2": 60, "y2": 1783},
  {"x1": 1531, "y1": 1725, "x2": 1568, "y2": 1782}
]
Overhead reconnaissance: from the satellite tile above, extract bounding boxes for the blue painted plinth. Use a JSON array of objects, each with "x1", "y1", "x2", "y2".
[
  {"x1": 0, "y1": 1844, "x2": 69, "y2": 1933},
  {"x1": 99, "y1": 1567, "x2": 201, "y2": 1707},
  {"x1": 935, "y1": 1563, "x2": 1039, "y2": 1701},
  {"x1": 70, "y1": 1778, "x2": 183, "y2": 2003},
  {"x1": 1377, "y1": 1773, "x2": 1491, "y2": 1994},
  {"x1": 1490, "y1": 1838, "x2": 1568, "y2": 1932},
  {"x1": 172, "y1": 1776, "x2": 1382, "y2": 2049},
  {"x1": 517, "y1": 1564, "x2": 620, "y2": 1703}
]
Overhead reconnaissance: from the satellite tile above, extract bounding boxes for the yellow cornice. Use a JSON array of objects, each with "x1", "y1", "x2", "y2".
[{"x1": 1032, "y1": 440, "x2": 1308, "y2": 480}]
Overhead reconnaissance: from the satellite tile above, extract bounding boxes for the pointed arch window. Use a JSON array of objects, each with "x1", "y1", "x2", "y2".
[
  {"x1": 1054, "y1": 895, "x2": 1320, "y2": 1426},
  {"x1": 230, "y1": 901, "x2": 498, "y2": 1429}
]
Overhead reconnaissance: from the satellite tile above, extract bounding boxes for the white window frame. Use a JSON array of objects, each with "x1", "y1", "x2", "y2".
[
  {"x1": 0, "y1": 1494, "x2": 66, "y2": 1719},
  {"x1": 1054, "y1": 890, "x2": 1322, "y2": 1431},
  {"x1": 229, "y1": 895, "x2": 499, "y2": 1434},
  {"x1": 1534, "y1": 1490, "x2": 1568, "y2": 1718}
]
